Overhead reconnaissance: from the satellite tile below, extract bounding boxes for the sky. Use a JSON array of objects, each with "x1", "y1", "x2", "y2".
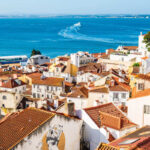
[{"x1": 0, "y1": 0, "x2": 150, "y2": 15}]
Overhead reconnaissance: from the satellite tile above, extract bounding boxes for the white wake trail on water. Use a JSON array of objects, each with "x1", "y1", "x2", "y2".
[{"x1": 58, "y1": 22, "x2": 137, "y2": 44}]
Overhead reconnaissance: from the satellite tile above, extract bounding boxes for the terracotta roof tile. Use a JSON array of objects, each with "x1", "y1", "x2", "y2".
[
  {"x1": 92, "y1": 53, "x2": 102, "y2": 58},
  {"x1": 136, "y1": 74, "x2": 150, "y2": 81},
  {"x1": 65, "y1": 81, "x2": 73, "y2": 87},
  {"x1": 90, "y1": 86, "x2": 109, "y2": 93},
  {"x1": 59, "y1": 57, "x2": 70, "y2": 61},
  {"x1": 123, "y1": 46, "x2": 138, "y2": 51},
  {"x1": 55, "y1": 63, "x2": 64, "y2": 68},
  {"x1": 40, "y1": 62, "x2": 52, "y2": 67},
  {"x1": 100, "y1": 54, "x2": 109, "y2": 59},
  {"x1": 112, "y1": 77, "x2": 131, "y2": 91},
  {"x1": 0, "y1": 108, "x2": 54, "y2": 150},
  {"x1": 112, "y1": 69, "x2": 129, "y2": 83},
  {"x1": 107, "y1": 49, "x2": 116, "y2": 54},
  {"x1": 141, "y1": 56, "x2": 149, "y2": 60},
  {"x1": 84, "y1": 103, "x2": 135, "y2": 130},
  {"x1": 26, "y1": 72, "x2": 42, "y2": 79},
  {"x1": 109, "y1": 85, "x2": 128, "y2": 92},
  {"x1": 32, "y1": 77, "x2": 64, "y2": 87},
  {"x1": 68, "y1": 86, "x2": 88, "y2": 98},
  {"x1": 76, "y1": 82, "x2": 87, "y2": 87},
  {"x1": 130, "y1": 88, "x2": 150, "y2": 99},
  {"x1": 0, "y1": 79, "x2": 26, "y2": 88},
  {"x1": 79, "y1": 63, "x2": 102, "y2": 73}
]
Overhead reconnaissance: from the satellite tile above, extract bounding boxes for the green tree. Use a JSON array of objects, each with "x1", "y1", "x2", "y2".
[
  {"x1": 36, "y1": 50, "x2": 41, "y2": 55},
  {"x1": 133, "y1": 63, "x2": 140, "y2": 67},
  {"x1": 31, "y1": 49, "x2": 42, "y2": 56},
  {"x1": 144, "y1": 32, "x2": 150, "y2": 52}
]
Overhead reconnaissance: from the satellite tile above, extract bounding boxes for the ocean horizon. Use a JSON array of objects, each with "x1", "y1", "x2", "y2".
[{"x1": 0, "y1": 15, "x2": 150, "y2": 58}]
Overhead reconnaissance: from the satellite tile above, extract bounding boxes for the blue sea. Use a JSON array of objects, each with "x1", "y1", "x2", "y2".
[{"x1": 0, "y1": 15, "x2": 150, "y2": 58}]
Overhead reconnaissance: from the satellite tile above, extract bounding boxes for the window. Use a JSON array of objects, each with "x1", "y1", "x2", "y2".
[
  {"x1": 122, "y1": 93, "x2": 126, "y2": 99},
  {"x1": 47, "y1": 95, "x2": 49, "y2": 98},
  {"x1": 2, "y1": 95, "x2": 7, "y2": 100},
  {"x1": 33, "y1": 93, "x2": 36, "y2": 98},
  {"x1": 113, "y1": 93, "x2": 119, "y2": 99},
  {"x1": 144, "y1": 105, "x2": 150, "y2": 114},
  {"x1": 47, "y1": 86, "x2": 49, "y2": 91},
  {"x1": 37, "y1": 94, "x2": 40, "y2": 98},
  {"x1": 56, "y1": 68, "x2": 59, "y2": 72},
  {"x1": 138, "y1": 83, "x2": 144, "y2": 90},
  {"x1": 122, "y1": 102, "x2": 125, "y2": 106}
]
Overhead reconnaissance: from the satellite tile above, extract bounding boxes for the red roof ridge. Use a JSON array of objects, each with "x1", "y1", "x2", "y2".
[
  {"x1": 84, "y1": 102, "x2": 112, "y2": 111},
  {"x1": 130, "y1": 88, "x2": 150, "y2": 99},
  {"x1": 0, "y1": 108, "x2": 55, "y2": 150}
]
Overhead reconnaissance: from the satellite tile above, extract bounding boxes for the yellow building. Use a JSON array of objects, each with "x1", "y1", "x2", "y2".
[{"x1": 19, "y1": 73, "x2": 42, "y2": 86}]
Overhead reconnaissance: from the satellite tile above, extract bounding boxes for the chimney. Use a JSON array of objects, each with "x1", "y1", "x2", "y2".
[
  {"x1": 132, "y1": 87, "x2": 137, "y2": 98},
  {"x1": 110, "y1": 80, "x2": 115, "y2": 87},
  {"x1": 54, "y1": 99, "x2": 58, "y2": 108},
  {"x1": 67, "y1": 102, "x2": 75, "y2": 116}
]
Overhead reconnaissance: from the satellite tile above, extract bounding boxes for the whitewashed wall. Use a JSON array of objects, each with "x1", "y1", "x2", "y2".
[
  {"x1": 81, "y1": 110, "x2": 108, "y2": 150},
  {"x1": 127, "y1": 95, "x2": 150, "y2": 127},
  {"x1": 67, "y1": 97, "x2": 87, "y2": 110},
  {"x1": 13, "y1": 114, "x2": 82, "y2": 150}
]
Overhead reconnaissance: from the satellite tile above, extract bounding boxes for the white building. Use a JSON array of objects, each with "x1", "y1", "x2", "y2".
[
  {"x1": 0, "y1": 91, "x2": 23, "y2": 115},
  {"x1": 140, "y1": 57, "x2": 150, "y2": 74},
  {"x1": 71, "y1": 51, "x2": 96, "y2": 67},
  {"x1": 0, "y1": 78, "x2": 26, "y2": 94},
  {"x1": 77, "y1": 72, "x2": 100, "y2": 83},
  {"x1": 138, "y1": 32, "x2": 148, "y2": 56},
  {"x1": 27, "y1": 55, "x2": 50, "y2": 66},
  {"x1": 88, "y1": 86, "x2": 109, "y2": 106},
  {"x1": 127, "y1": 88, "x2": 150, "y2": 127},
  {"x1": 67, "y1": 86, "x2": 88, "y2": 110},
  {"x1": 81, "y1": 103, "x2": 137, "y2": 150},
  {"x1": 32, "y1": 75, "x2": 65, "y2": 99},
  {"x1": 109, "y1": 85, "x2": 130, "y2": 106},
  {"x1": 116, "y1": 46, "x2": 138, "y2": 54}
]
